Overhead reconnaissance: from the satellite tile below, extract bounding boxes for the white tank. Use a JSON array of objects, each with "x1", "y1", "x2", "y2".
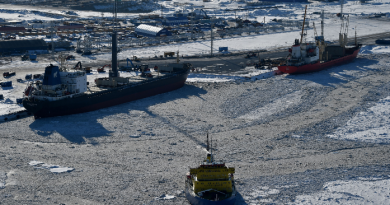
[{"x1": 292, "y1": 45, "x2": 301, "y2": 58}]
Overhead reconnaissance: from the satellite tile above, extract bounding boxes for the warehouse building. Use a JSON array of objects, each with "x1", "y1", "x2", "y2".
[
  {"x1": 0, "y1": 26, "x2": 26, "y2": 34},
  {"x1": 134, "y1": 24, "x2": 172, "y2": 37},
  {"x1": 162, "y1": 17, "x2": 188, "y2": 26},
  {"x1": 0, "y1": 39, "x2": 47, "y2": 54}
]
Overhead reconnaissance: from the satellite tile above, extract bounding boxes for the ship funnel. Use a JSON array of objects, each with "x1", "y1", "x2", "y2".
[
  {"x1": 294, "y1": 39, "x2": 300, "y2": 46},
  {"x1": 206, "y1": 153, "x2": 211, "y2": 162}
]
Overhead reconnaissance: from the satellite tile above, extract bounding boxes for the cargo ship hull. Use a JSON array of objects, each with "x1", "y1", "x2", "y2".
[
  {"x1": 278, "y1": 45, "x2": 361, "y2": 74},
  {"x1": 23, "y1": 69, "x2": 189, "y2": 118}
]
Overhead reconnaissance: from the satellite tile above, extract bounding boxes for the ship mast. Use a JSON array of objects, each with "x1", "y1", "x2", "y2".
[
  {"x1": 300, "y1": 5, "x2": 307, "y2": 44},
  {"x1": 110, "y1": 0, "x2": 119, "y2": 78},
  {"x1": 206, "y1": 132, "x2": 209, "y2": 151}
]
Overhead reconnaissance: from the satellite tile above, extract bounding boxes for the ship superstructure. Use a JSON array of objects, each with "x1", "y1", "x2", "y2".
[
  {"x1": 24, "y1": 64, "x2": 87, "y2": 102},
  {"x1": 185, "y1": 134, "x2": 236, "y2": 205}
]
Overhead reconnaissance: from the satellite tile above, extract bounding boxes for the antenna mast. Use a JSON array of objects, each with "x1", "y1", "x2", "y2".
[
  {"x1": 321, "y1": 10, "x2": 324, "y2": 37},
  {"x1": 210, "y1": 134, "x2": 213, "y2": 162},
  {"x1": 206, "y1": 132, "x2": 209, "y2": 151},
  {"x1": 300, "y1": 5, "x2": 308, "y2": 44}
]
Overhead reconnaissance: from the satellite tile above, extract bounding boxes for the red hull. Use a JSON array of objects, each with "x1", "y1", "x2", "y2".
[{"x1": 278, "y1": 46, "x2": 361, "y2": 74}]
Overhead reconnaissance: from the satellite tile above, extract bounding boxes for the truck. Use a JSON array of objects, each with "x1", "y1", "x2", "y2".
[
  {"x1": 25, "y1": 74, "x2": 32, "y2": 80},
  {"x1": 3, "y1": 71, "x2": 16, "y2": 78},
  {"x1": 164, "y1": 52, "x2": 175, "y2": 57},
  {"x1": 33, "y1": 74, "x2": 42, "y2": 79},
  {"x1": 29, "y1": 54, "x2": 37, "y2": 61},
  {"x1": 85, "y1": 67, "x2": 92, "y2": 73},
  {"x1": 98, "y1": 64, "x2": 110, "y2": 72}
]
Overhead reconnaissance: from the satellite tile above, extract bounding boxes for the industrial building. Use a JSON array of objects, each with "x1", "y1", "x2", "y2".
[
  {"x1": 0, "y1": 26, "x2": 26, "y2": 34},
  {"x1": 134, "y1": 24, "x2": 172, "y2": 37},
  {"x1": 0, "y1": 39, "x2": 47, "y2": 54},
  {"x1": 162, "y1": 17, "x2": 188, "y2": 26}
]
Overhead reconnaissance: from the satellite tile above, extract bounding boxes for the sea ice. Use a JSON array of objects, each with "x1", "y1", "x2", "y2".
[
  {"x1": 29, "y1": 161, "x2": 74, "y2": 173},
  {"x1": 291, "y1": 177, "x2": 390, "y2": 205}
]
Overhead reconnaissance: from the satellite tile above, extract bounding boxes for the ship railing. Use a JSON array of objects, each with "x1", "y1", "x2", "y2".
[{"x1": 195, "y1": 178, "x2": 231, "y2": 182}]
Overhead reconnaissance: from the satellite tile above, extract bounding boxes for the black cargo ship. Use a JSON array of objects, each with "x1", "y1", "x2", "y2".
[{"x1": 23, "y1": 66, "x2": 190, "y2": 118}]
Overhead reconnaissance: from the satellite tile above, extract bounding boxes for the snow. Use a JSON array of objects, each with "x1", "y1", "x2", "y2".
[
  {"x1": 0, "y1": 84, "x2": 26, "y2": 116},
  {"x1": 239, "y1": 90, "x2": 303, "y2": 120},
  {"x1": 155, "y1": 194, "x2": 175, "y2": 200},
  {"x1": 328, "y1": 96, "x2": 390, "y2": 143},
  {"x1": 245, "y1": 186, "x2": 280, "y2": 203},
  {"x1": 0, "y1": 0, "x2": 390, "y2": 204},
  {"x1": 360, "y1": 45, "x2": 390, "y2": 54},
  {"x1": 29, "y1": 161, "x2": 74, "y2": 173},
  {"x1": 291, "y1": 177, "x2": 390, "y2": 205}
]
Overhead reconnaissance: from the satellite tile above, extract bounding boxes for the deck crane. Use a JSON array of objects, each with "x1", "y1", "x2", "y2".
[
  {"x1": 313, "y1": 22, "x2": 318, "y2": 41},
  {"x1": 300, "y1": 5, "x2": 308, "y2": 44}
]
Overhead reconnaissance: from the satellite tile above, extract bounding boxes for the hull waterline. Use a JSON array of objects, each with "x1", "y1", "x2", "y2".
[
  {"x1": 185, "y1": 182, "x2": 236, "y2": 205},
  {"x1": 23, "y1": 69, "x2": 189, "y2": 118},
  {"x1": 278, "y1": 46, "x2": 361, "y2": 74}
]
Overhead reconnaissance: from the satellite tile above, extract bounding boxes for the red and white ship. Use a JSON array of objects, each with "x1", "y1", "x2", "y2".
[
  {"x1": 277, "y1": 39, "x2": 361, "y2": 74},
  {"x1": 278, "y1": 7, "x2": 361, "y2": 74}
]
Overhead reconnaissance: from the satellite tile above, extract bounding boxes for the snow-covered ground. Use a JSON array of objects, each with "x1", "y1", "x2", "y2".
[{"x1": 1, "y1": 0, "x2": 390, "y2": 204}]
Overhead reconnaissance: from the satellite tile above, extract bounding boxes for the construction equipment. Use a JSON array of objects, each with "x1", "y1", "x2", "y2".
[
  {"x1": 245, "y1": 52, "x2": 257, "y2": 58},
  {"x1": 73, "y1": 61, "x2": 83, "y2": 70},
  {"x1": 119, "y1": 58, "x2": 136, "y2": 71},
  {"x1": 98, "y1": 64, "x2": 110, "y2": 72}
]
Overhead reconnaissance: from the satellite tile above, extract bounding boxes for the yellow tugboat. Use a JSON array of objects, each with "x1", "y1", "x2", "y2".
[{"x1": 185, "y1": 133, "x2": 237, "y2": 205}]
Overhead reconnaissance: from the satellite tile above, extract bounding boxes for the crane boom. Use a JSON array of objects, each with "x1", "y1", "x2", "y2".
[{"x1": 300, "y1": 5, "x2": 308, "y2": 44}]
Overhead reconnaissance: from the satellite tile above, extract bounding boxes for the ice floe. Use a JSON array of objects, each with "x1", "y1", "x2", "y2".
[
  {"x1": 29, "y1": 161, "x2": 74, "y2": 173},
  {"x1": 328, "y1": 96, "x2": 390, "y2": 143}
]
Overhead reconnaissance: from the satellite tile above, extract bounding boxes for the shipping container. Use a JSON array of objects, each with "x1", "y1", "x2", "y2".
[{"x1": 0, "y1": 81, "x2": 12, "y2": 87}]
